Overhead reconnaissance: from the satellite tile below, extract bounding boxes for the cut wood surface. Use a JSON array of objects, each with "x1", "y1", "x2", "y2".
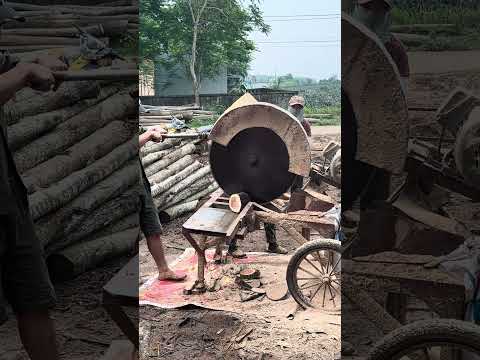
[
  {"x1": 229, "y1": 192, "x2": 250, "y2": 213},
  {"x1": 45, "y1": 186, "x2": 141, "y2": 254},
  {"x1": 158, "y1": 200, "x2": 199, "y2": 223},
  {"x1": 47, "y1": 228, "x2": 138, "y2": 281},
  {"x1": 13, "y1": 91, "x2": 135, "y2": 173},
  {"x1": 29, "y1": 138, "x2": 137, "y2": 220},
  {"x1": 35, "y1": 160, "x2": 138, "y2": 248},
  {"x1": 148, "y1": 154, "x2": 195, "y2": 184},
  {"x1": 144, "y1": 143, "x2": 196, "y2": 177}
]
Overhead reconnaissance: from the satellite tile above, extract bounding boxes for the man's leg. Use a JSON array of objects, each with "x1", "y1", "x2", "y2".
[
  {"x1": 146, "y1": 233, "x2": 185, "y2": 280},
  {"x1": 265, "y1": 223, "x2": 288, "y2": 254},
  {"x1": 17, "y1": 310, "x2": 58, "y2": 360}
]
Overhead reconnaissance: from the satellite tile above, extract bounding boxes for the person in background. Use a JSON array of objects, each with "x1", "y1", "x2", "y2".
[
  {"x1": 139, "y1": 127, "x2": 187, "y2": 281},
  {"x1": 353, "y1": 0, "x2": 410, "y2": 92}
]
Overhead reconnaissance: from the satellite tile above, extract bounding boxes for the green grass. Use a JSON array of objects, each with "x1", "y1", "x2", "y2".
[
  {"x1": 189, "y1": 116, "x2": 217, "y2": 128},
  {"x1": 304, "y1": 105, "x2": 340, "y2": 126},
  {"x1": 392, "y1": 6, "x2": 480, "y2": 50}
]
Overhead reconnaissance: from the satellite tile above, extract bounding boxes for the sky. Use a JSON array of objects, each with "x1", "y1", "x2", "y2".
[{"x1": 248, "y1": 0, "x2": 341, "y2": 80}]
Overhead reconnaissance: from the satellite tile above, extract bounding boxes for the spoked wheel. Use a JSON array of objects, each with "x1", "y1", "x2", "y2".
[
  {"x1": 367, "y1": 319, "x2": 480, "y2": 360},
  {"x1": 286, "y1": 239, "x2": 341, "y2": 310}
]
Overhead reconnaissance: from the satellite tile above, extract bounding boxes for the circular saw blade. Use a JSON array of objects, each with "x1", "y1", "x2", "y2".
[{"x1": 210, "y1": 127, "x2": 296, "y2": 203}]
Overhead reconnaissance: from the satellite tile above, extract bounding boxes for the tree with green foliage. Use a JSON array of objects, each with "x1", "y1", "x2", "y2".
[{"x1": 140, "y1": 0, "x2": 270, "y2": 105}]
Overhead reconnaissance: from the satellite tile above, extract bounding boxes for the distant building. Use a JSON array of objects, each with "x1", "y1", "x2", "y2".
[{"x1": 154, "y1": 59, "x2": 228, "y2": 96}]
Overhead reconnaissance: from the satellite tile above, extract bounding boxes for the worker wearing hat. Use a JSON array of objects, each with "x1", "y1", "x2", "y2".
[
  {"x1": 0, "y1": 2, "x2": 68, "y2": 359},
  {"x1": 353, "y1": 0, "x2": 409, "y2": 92}
]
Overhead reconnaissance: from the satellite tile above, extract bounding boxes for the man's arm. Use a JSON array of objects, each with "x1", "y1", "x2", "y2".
[{"x1": 139, "y1": 127, "x2": 166, "y2": 148}]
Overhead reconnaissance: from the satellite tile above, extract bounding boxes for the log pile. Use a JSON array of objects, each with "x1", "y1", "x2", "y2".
[
  {"x1": 140, "y1": 137, "x2": 219, "y2": 222},
  {"x1": 2, "y1": 1, "x2": 136, "y2": 55},
  {"x1": 6, "y1": 1, "x2": 140, "y2": 281},
  {"x1": 139, "y1": 103, "x2": 215, "y2": 126}
]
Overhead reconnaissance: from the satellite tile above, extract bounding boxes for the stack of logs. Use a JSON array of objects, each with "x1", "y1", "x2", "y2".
[
  {"x1": 2, "y1": 1, "x2": 136, "y2": 54},
  {"x1": 140, "y1": 138, "x2": 219, "y2": 222},
  {"x1": 6, "y1": 80, "x2": 139, "y2": 281},
  {"x1": 140, "y1": 104, "x2": 215, "y2": 126}
]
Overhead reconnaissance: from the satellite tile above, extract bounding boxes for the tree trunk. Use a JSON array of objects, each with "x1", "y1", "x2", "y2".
[
  {"x1": 158, "y1": 200, "x2": 199, "y2": 223},
  {"x1": 153, "y1": 166, "x2": 210, "y2": 206},
  {"x1": 140, "y1": 138, "x2": 181, "y2": 156},
  {"x1": 140, "y1": 146, "x2": 177, "y2": 168},
  {"x1": 148, "y1": 154, "x2": 195, "y2": 184},
  {"x1": 5, "y1": 80, "x2": 100, "y2": 125},
  {"x1": 150, "y1": 161, "x2": 202, "y2": 197},
  {"x1": 144, "y1": 143, "x2": 196, "y2": 177},
  {"x1": 13, "y1": 91, "x2": 136, "y2": 173},
  {"x1": 44, "y1": 186, "x2": 141, "y2": 254},
  {"x1": 87, "y1": 212, "x2": 139, "y2": 240},
  {"x1": 154, "y1": 173, "x2": 212, "y2": 210},
  {"x1": 7, "y1": 85, "x2": 120, "y2": 151},
  {"x1": 160, "y1": 181, "x2": 218, "y2": 211},
  {"x1": 47, "y1": 228, "x2": 138, "y2": 281},
  {"x1": 22, "y1": 120, "x2": 134, "y2": 193},
  {"x1": 35, "y1": 160, "x2": 138, "y2": 248},
  {"x1": 29, "y1": 138, "x2": 137, "y2": 220}
]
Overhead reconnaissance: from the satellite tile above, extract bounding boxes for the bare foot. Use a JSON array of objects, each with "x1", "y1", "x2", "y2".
[{"x1": 158, "y1": 269, "x2": 186, "y2": 281}]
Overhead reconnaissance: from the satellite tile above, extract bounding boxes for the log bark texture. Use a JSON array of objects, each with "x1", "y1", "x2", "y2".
[
  {"x1": 160, "y1": 181, "x2": 218, "y2": 211},
  {"x1": 47, "y1": 228, "x2": 138, "y2": 281},
  {"x1": 28, "y1": 138, "x2": 137, "y2": 220},
  {"x1": 140, "y1": 138, "x2": 181, "y2": 156},
  {"x1": 140, "y1": 146, "x2": 177, "y2": 168},
  {"x1": 155, "y1": 175, "x2": 212, "y2": 210},
  {"x1": 158, "y1": 200, "x2": 199, "y2": 223},
  {"x1": 150, "y1": 161, "x2": 202, "y2": 197},
  {"x1": 13, "y1": 91, "x2": 135, "y2": 173},
  {"x1": 35, "y1": 160, "x2": 138, "y2": 248},
  {"x1": 148, "y1": 154, "x2": 195, "y2": 184},
  {"x1": 144, "y1": 143, "x2": 196, "y2": 177}
]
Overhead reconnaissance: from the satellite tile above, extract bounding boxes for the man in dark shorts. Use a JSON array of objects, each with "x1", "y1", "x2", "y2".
[
  {"x1": 0, "y1": 3, "x2": 68, "y2": 358},
  {"x1": 139, "y1": 127, "x2": 186, "y2": 281}
]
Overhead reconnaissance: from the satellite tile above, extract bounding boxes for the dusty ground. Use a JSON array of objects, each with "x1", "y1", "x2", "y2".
[
  {"x1": 0, "y1": 255, "x2": 135, "y2": 360},
  {"x1": 139, "y1": 125, "x2": 341, "y2": 360}
]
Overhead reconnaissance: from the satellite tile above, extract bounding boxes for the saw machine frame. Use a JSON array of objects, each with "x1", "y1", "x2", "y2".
[{"x1": 181, "y1": 188, "x2": 335, "y2": 294}]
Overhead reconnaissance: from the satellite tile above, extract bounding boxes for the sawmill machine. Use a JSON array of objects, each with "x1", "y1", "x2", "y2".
[{"x1": 342, "y1": 13, "x2": 480, "y2": 257}]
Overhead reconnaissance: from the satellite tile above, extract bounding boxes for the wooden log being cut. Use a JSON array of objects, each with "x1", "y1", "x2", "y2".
[
  {"x1": 144, "y1": 143, "x2": 197, "y2": 177},
  {"x1": 229, "y1": 192, "x2": 250, "y2": 213},
  {"x1": 154, "y1": 176, "x2": 213, "y2": 210},
  {"x1": 153, "y1": 166, "x2": 211, "y2": 207},
  {"x1": 7, "y1": 85, "x2": 121, "y2": 151},
  {"x1": 158, "y1": 200, "x2": 199, "y2": 223},
  {"x1": 45, "y1": 186, "x2": 141, "y2": 254},
  {"x1": 148, "y1": 154, "x2": 195, "y2": 184},
  {"x1": 161, "y1": 181, "x2": 218, "y2": 211},
  {"x1": 22, "y1": 121, "x2": 134, "y2": 193},
  {"x1": 150, "y1": 161, "x2": 202, "y2": 197},
  {"x1": 140, "y1": 138, "x2": 181, "y2": 156},
  {"x1": 141, "y1": 146, "x2": 178, "y2": 168},
  {"x1": 13, "y1": 91, "x2": 136, "y2": 173},
  {"x1": 35, "y1": 160, "x2": 138, "y2": 248},
  {"x1": 47, "y1": 228, "x2": 138, "y2": 281},
  {"x1": 5, "y1": 80, "x2": 99, "y2": 125},
  {"x1": 29, "y1": 138, "x2": 137, "y2": 220}
]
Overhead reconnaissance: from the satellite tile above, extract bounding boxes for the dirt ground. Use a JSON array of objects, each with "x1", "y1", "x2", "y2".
[{"x1": 139, "y1": 125, "x2": 341, "y2": 360}]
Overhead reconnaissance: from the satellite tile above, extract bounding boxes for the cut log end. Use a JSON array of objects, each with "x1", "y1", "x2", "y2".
[{"x1": 229, "y1": 192, "x2": 250, "y2": 213}]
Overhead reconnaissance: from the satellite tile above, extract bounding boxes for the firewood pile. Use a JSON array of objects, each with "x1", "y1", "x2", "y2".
[
  {"x1": 2, "y1": 1, "x2": 136, "y2": 54},
  {"x1": 140, "y1": 103, "x2": 215, "y2": 126},
  {"x1": 140, "y1": 137, "x2": 219, "y2": 223}
]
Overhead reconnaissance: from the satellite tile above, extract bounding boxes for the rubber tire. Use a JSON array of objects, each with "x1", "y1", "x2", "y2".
[
  {"x1": 367, "y1": 319, "x2": 480, "y2": 360},
  {"x1": 286, "y1": 239, "x2": 341, "y2": 309}
]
